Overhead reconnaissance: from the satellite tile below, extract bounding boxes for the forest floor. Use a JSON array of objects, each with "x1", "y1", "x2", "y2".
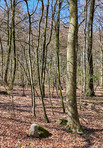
[{"x1": 0, "y1": 86, "x2": 103, "y2": 148}]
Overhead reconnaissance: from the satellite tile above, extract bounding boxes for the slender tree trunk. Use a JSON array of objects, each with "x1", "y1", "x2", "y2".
[
  {"x1": 0, "y1": 38, "x2": 3, "y2": 82},
  {"x1": 28, "y1": 15, "x2": 35, "y2": 117},
  {"x1": 66, "y1": 0, "x2": 82, "y2": 133},
  {"x1": 11, "y1": 0, "x2": 16, "y2": 88},
  {"x1": 83, "y1": 0, "x2": 87, "y2": 93},
  {"x1": 36, "y1": 0, "x2": 49, "y2": 123},
  {"x1": 101, "y1": 50, "x2": 103, "y2": 87},
  {"x1": 55, "y1": 0, "x2": 65, "y2": 113},
  {"x1": 25, "y1": 0, "x2": 36, "y2": 117},
  {"x1": 98, "y1": 24, "x2": 103, "y2": 87},
  {"x1": 87, "y1": 0, "x2": 95, "y2": 96},
  {"x1": 99, "y1": 26, "x2": 103, "y2": 86},
  {"x1": 43, "y1": 0, "x2": 57, "y2": 98},
  {"x1": 4, "y1": 0, "x2": 12, "y2": 84},
  {"x1": 4, "y1": 31, "x2": 12, "y2": 85},
  {"x1": 41, "y1": 0, "x2": 49, "y2": 97}
]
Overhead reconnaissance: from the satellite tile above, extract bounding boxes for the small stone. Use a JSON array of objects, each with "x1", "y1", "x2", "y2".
[{"x1": 29, "y1": 123, "x2": 39, "y2": 138}]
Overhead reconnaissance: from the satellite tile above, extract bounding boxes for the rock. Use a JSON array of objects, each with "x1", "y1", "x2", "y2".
[
  {"x1": 29, "y1": 123, "x2": 51, "y2": 138},
  {"x1": 57, "y1": 118, "x2": 68, "y2": 125},
  {"x1": 0, "y1": 90, "x2": 8, "y2": 95},
  {"x1": 38, "y1": 125, "x2": 51, "y2": 138},
  {"x1": 29, "y1": 123, "x2": 39, "y2": 138}
]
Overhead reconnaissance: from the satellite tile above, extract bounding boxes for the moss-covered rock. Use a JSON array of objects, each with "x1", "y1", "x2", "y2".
[
  {"x1": 29, "y1": 123, "x2": 51, "y2": 138},
  {"x1": 38, "y1": 126, "x2": 51, "y2": 138},
  {"x1": 57, "y1": 118, "x2": 68, "y2": 125},
  {"x1": 0, "y1": 90, "x2": 8, "y2": 95}
]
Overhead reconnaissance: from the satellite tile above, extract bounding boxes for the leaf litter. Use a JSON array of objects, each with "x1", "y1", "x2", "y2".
[{"x1": 0, "y1": 86, "x2": 103, "y2": 148}]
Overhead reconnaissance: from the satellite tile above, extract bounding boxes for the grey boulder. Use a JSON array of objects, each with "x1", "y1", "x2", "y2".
[
  {"x1": 29, "y1": 123, "x2": 51, "y2": 138},
  {"x1": 29, "y1": 123, "x2": 39, "y2": 138}
]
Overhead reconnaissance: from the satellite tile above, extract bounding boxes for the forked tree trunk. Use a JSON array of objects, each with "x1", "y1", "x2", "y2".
[{"x1": 66, "y1": 0, "x2": 82, "y2": 133}]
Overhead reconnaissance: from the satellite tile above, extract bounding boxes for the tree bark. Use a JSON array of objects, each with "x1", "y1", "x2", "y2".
[
  {"x1": 11, "y1": 0, "x2": 16, "y2": 88},
  {"x1": 24, "y1": 0, "x2": 36, "y2": 117},
  {"x1": 55, "y1": 0, "x2": 65, "y2": 113},
  {"x1": 83, "y1": 0, "x2": 87, "y2": 93},
  {"x1": 99, "y1": 26, "x2": 103, "y2": 87},
  {"x1": 66, "y1": 0, "x2": 82, "y2": 133},
  {"x1": 87, "y1": 0, "x2": 95, "y2": 96},
  {"x1": 41, "y1": 0, "x2": 49, "y2": 97},
  {"x1": 4, "y1": 0, "x2": 12, "y2": 84},
  {"x1": 36, "y1": 0, "x2": 49, "y2": 123}
]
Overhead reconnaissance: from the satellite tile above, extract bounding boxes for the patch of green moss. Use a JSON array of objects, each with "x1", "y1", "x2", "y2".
[
  {"x1": 86, "y1": 91, "x2": 91, "y2": 96},
  {"x1": 57, "y1": 118, "x2": 68, "y2": 125},
  {"x1": 0, "y1": 90, "x2": 8, "y2": 95},
  {"x1": 38, "y1": 126, "x2": 51, "y2": 138},
  {"x1": 65, "y1": 124, "x2": 72, "y2": 132},
  {"x1": 78, "y1": 125, "x2": 84, "y2": 133},
  {"x1": 8, "y1": 88, "x2": 13, "y2": 91},
  {"x1": 66, "y1": 124, "x2": 84, "y2": 133},
  {"x1": 67, "y1": 128, "x2": 73, "y2": 133}
]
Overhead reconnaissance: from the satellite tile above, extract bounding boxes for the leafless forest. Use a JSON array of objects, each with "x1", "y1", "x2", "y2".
[{"x1": 0, "y1": 0, "x2": 103, "y2": 147}]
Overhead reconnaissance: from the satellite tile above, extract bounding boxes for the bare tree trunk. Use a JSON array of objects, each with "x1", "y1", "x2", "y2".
[
  {"x1": 101, "y1": 50, "x2": 103, "y2": 86},
  {"x1": 0, "y1": 38, "x2": 3, "y2": 82},
  {"x1": 83, "y1": 0, "x2": 87, "y2": 93},
  {"x1": 41, "y1": 0, "x2": 49, "y2": 97},
  {"x1": 55, "y1": 0, "x2": 65, "y2": 113},
  {"x1": 4, "y1": 31, "x2": 12, "y2": 85},
  {"x1": 4, "y1": 0, "x2": 12, "y2": 84},
  {"x1": 87, "y1": 0, "x2": 95, "y2": 96},
  {"x1": 11, "y1": 0, "x2": 16, "y2": 88},
  {"x1": 28, "y1": 15, "x2": 35, "y2": 117},
  {"x1": 66, "y1": 0, "x2": 82, "y2": 133},
  {"x1": 25, "y1": 0, "x2": 36, "y2": 117},
  {"x1": 99, "y1": 26, "x2": 103, "y2": 87},
  {"x1": 36, "y1": 0, "x2": 49, "y2": 123}
]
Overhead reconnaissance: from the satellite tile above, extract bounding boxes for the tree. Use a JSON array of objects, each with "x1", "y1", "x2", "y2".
[
  {"x1": 41, "y1": 0, "x2": 49, "y2": 97},
  {"x1": 4, "y1": 0, "x2": 12, "y2": 85},
  {"x1": 87, "y1": 0, "x2": 95, "y2": 96},
  {"x1": 83, "y1": 0, "x2": 88, "y2": 93},
  {"x1": 11, "y1": 0, "x2": 16, "y2": 88},
  {"x1": 55, "y1": 0, "x2": 65, "y2": 113},
  {"x1": 24, "y1": 0, "x2": 36, "y2": 117},
  {"x1": 99, "y1": 23, "x2": 103, "y2": 87},
  {"x1": 66, "y1": 0, "x2": 82, "y2": 133},
  {"x1": 36, "y1": 0, "x2": 49, "y2": 123}
]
